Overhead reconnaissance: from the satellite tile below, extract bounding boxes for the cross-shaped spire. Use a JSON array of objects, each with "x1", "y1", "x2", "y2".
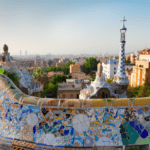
[{"x1": 121, "y1": 16, "x2": 127, "y2": 27}]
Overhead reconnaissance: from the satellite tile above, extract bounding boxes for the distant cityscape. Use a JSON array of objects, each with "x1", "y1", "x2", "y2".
[{"x1": 1, "y1": 0, "x2": 150, "y2": 149}]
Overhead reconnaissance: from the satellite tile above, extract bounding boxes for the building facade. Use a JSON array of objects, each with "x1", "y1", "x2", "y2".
[
  {"x1": 102, "y1": 59, "x2": 133, "y2": 79},
  {"x1": 57, "y1": 79, "x2": 90, "y2": 99},
  {"x1": 70, "y1": 63, "x2": 81, "y2": 73},
  {"x1": 130, "y1": 60, "x2": 150, "y2": 87},
  {"x1": 139, "y1": 54, "x2": 150, "y2": 62}
]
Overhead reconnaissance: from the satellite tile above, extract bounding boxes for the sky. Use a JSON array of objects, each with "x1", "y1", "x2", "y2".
[{"x1": 0, "y1": 0, "x2": 150, "y2": 55}]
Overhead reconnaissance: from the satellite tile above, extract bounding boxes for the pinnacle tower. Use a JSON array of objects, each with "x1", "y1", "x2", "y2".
[{"x1": 114, "y1": 17, "x2": 129, "y2": 85}]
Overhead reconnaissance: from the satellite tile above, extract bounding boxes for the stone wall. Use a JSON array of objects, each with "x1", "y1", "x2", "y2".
[{"x1": 57, "y1": 90, "x2": 80, "y2": 99}]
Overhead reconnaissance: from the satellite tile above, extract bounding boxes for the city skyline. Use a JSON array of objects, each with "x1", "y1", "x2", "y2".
[{"x1": 0, "y1": 0, "x2": 150, "y2": 55}]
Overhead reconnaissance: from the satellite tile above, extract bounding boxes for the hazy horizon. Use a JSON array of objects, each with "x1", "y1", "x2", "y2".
[{"x1": 1, "y1": 0, "x2": 150, "y2": 55}]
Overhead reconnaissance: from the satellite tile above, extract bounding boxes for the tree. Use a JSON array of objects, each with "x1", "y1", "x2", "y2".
[
  {"x1": 0, "y1": 68, "x2": 19, "y2": 86},
  {"x1": 45, "y1": 65, "x2": 70, "y2": 75},
  {"x1": 81, "y1": 57, "x2": 100, "y2": 75},
  {"x1": 89, "y1": 77, "x2": 95, "y2": 81},
  {"x1": 4, "y1": 71, "x2": 19, "y2": 86},
  {"x1": 32, "y1": 67, "x2": 46, "y2": 78},
  {"x1": 42, "y1": 74, "x2": 70, "y2": 98},
  {"x1": 139, "y1": 74, "x2": 150, "y2": 97},
  {"x1": 51, "y1": 74, "x2": 68, "y2": 84},
  {"x1": 65, "y1": 61, "x2": 75, "y2": 69},
  {"x1": 125, "y1": 59, "x2": 131, "y2": 63},
  {"x1": 44, "y1": 82, "x2": 57, "y2": 96}
]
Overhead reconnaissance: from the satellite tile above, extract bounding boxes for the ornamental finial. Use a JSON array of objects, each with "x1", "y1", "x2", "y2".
[{"x1": 121, "y1": 16, "x2": 126, "y2": 25}]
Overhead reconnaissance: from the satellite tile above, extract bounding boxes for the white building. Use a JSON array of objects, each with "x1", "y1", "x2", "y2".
[{"x1": 102, "y1": 60, "x2": 134, "y2": 79}]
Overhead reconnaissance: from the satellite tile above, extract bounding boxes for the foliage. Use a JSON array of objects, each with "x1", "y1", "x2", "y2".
[
  {"x1": 40, "y1": 92, "x2": 45, "y2": 98},
  {"x1": 125, "y1": 59, "x2": 131, "y2": 63},
  {"x1": 46, "y1": 66, "x2": 69, "y2": 75},
  {"x1": 51, "y1": 74, "x2": 68, "y2": 84},
  {"x1": 127, "y1": 86, "x2": 143, "y2": 98},
  {"x1": 89, "y1": 74, "x2": 95, "y2": 81},
  {"x1": 44, "y1": 82, "x2": 57, "y2": 96},
  {"x1": 4, "y1": 71, "x2": 19, "y2": 86},
  {"x1": 81, "y1": 57, "x2": 100, "y2": 75},
  {"x1": 45, "y1": 61, "x2": 75, "y2": 75},
  {"x1": 107, "y1": 78, "x2": 114, "y2": 84},
  {"x1": 41, "y1": 74, "x2": 70, "y2": 98},
  {"x1": 0, "y1": 67, "x2": 5, "y2": 74},
  {"x1": 0, "y1": 67, "x2": 19, "y2": 86},
  {"x1": 139, "y1": 74, "x2": 150, "y2": 97},
  {"x1": 127, "y1": 75, "x2": 150, "y2": 98},
  {"x1": 65, "y1": 61, "x2": 75, "y2": 69},
  {"x1": 89, "y1": 77, "x2": 95, "y2": 81},
  {"x1": 32, "y1": 67, "x2": 46, "y2": 78}
]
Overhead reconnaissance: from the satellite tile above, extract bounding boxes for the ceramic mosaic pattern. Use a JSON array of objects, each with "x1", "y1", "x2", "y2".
[
  {"x1": 0, "y1": 90, "x2": 150, "y2": 147},
  {"x1": 0, "y1": 74, "x2": 150, "y2": 148}
]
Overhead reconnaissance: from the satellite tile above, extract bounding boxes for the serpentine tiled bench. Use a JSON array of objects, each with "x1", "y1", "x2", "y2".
[{"x1": 0, "y1": 74, "x2": 150, "y2": 150}]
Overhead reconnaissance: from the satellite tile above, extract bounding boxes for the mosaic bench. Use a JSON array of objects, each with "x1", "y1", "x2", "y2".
[{"x1": 0, "y1": 74, "x2": 150, "y2": 150}]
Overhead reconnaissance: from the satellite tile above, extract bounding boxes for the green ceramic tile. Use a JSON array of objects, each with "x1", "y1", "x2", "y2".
[
  {"x1": 122, "y1": 138, "x2": 128, "y2": 145},
  {"x1": 122, "y1": 122, "x2": 129, "y2": 128},
  {"x1": 135, "y1": 136, "x2": 143, "y2": 144},
  {"x1": 141, "y1": 138, "x2": 149, "y2": 144}
]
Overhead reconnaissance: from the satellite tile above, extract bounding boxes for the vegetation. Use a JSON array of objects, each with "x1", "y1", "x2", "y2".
[
  {"x1": 65, "y1": 61, "x2": 75, "y2": 69},
  {"x1": 89, "y1": 74, "x2": 96, "y2": 81},
  {"x1": 40, "y1": 74, "x2": 71, "y2": 98},
  {"x1": 81, "y1": 57, "x2": 100, "y2": 75},
  {"x1": 32, "y1": 67, "x2": 46, "y2": 78},
  {"x1": 45, "y1": 61, "x2": 75, "y2": 75},
  {"x1": 89, "y1": 77, "x2": 95, "y2": 81},
  {"x1": 0, "y1": 67, "x2": 19, "y2": 86},
  {"x1": 125, "y1": 59, "x2": 131, "y2": 63},
  {"x1": 127, "y1": 75, "x2": 150, "y2": 98},
  {"x1": 107, "y1": 78, "x2": 114, "y2": 84}
]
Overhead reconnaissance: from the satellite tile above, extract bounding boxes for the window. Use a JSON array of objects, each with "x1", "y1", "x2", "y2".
[
  {"x1": 122, "y1": 86, "x2": 124, "y2": 90},
  {"x1": 70, "y1": 94, "x2": 73, "y2": 99},
  {"x1": 114, "y1": 68, "x2": 116, "y2": 70},
  {"x1": 62, "y1": 94, "x2": 65, "y2": 98},
  {"x1": 114, "y1": 71, "x2": 116, "y2": 74},
  {"x1": 76, "y1": 94, "x2": 79, "y2": 99}
]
